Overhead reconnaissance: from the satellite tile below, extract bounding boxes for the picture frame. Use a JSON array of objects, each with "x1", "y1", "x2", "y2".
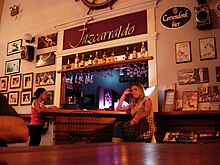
[
  {"x1": 22, "y1": 72, "x2": 33, "y2": 90},
  {"x1": 8, "y1": 91, "x2": 19, "y2": 106},
  {"x1": 175, "y1": 41, "x2": 192, "y2": 63},
  {"x1": 182, "y1": 91, "x2": 198, "y2": 111},
  {"x1": 36, "y1": 51, "x2": 56, "y2": 68},
  {"x1": 37, "y1": 33, "x2": 57, "y2": 49},
  {"x1": 44, "y1": 90, "x2": 54, "y2": 105},
  {"x1": 10, "y1": 74, "x2": 21, "y2": 89},
  {"x1": 178, "y1": 67, "x2": 209, "y2": 85},
  {"x1": 162, "y1": 89, "x2": 176, "y2": 112},
  {"x1": 198, "y1": 86, "x2": 220, "y2": 102},
  {"x1": 20, "y1": 90, "x2": 32, "y2": 106},
  {"x1": 5, "y1": 58, "x2": 21, "y2": 75},
  {"x1": 199, "y1": 37, "x2": 217, "y2": 60},
  {"x1": 216, "y1": 66, "x2": 220, "y2": 82},
  {"x1": 35, "y1": 71, "x2": 56, "y2": 86},
  {"x1": 0, "y1": 76, "x2": 9, "y2": 92},
  {"x1": 7, "y1": 39, "x2": 22, "y2": 55}
]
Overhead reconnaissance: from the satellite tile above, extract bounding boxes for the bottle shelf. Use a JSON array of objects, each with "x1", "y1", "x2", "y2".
[{"x1": 57, "y1": 56, "x2": 153, "y2": 73}]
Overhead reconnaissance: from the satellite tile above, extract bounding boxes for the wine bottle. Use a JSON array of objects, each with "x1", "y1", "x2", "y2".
[
  {"x1": 140, "y1": 42, "x2": 147, "y2": 58},
  {"x1": 74, "y1": 53, "x2": 79, "y2": 68},
  {"x1": 66, "y1": 58, "x2": 71, "y2": 69},
  {"x1": 80, "y1": 54, "x2": 85, "y2": 67},
  {"x1": 102, "y1": 51, "x2": 107, "y2": 63},
  {"x1": 132, "y1": 46, "x2": 137, "y2": 59},
  {"x1": 93, "y1": 51, "x2": 99, "y2": 65},
  {"x1": 110, "y1": 51, "x2": 115, "y2": 62},
  {"x1": 125, "y1": 47, "x2": 130, "y2": 60},
  {"x1": 88, "y1": 54, "x2": 93, "y2": 65}
]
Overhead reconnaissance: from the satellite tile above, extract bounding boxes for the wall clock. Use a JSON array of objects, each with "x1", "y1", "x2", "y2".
[{"x1": 76, "y1": 0, "x2": 117, "y2": 14}]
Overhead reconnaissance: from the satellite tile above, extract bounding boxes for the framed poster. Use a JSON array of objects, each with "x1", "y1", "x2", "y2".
[
  {"x1": 199, "y1": 37, "x2": 217, "y2": 60},
  {"x1": 7, "y1": 39, "x2": 22, "y2": 55},
  {"x1": 0, "y1": 76, "x2": 9, "y2": 92},
  {"x1": 20, "y1": 91, "x2": 32, "y2": 105},
  {"x1": 5, "y1": 58, "x2": 21, "y2": 75},
  {"x1": 35, "y1": 71, "x2": 56, "y2": 86},
  {"x1": 22, "y1": 72, "x2": 33, "y2": 90},
  {"x1": 36, "y1": 51, "x2": 56, "y2": 68},
  {"x1": 37, "y1": 33, "x2": 57, "y2": 49},
  {"x1": 162, "y1": 89, "x2": 176, "y2": 112},
  {"x1": 44, "y1": 90, "x2": 54, "y2": 105},
  {"x1": 8, "y1": 91, "x2": 19, "y2": 106},
  {"x1": 10, "y1": 74, "x2": 21, "y2": 89},
  {"x1": 175, "y1": 41, "x2": 192, "y2": 63},
  {"x1": 182, "y1": 91, "x2": 198, "y2": 111}
]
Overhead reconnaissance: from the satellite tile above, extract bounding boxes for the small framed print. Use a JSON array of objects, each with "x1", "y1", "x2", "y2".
[
  {"x1": 44, "y1": 90, "x2": 54, "y2": 105},
  {"x1": 182, "y1": 91, "x2": 198, "y2": 111},
  {"x1": 199, "y1": 37, "x2": 217, "y2": 60},
  {"x1": 22, "y1": 72, "x2": 33, "y2": 90},
  {"x1": 8, "y1": 91, "x2": 19, "y2": 106},
  {"x1": 216, "y1": 66, "x2": 220, "y2": 82},
  {"x1": 35, "y1": 71, "x2": 56, "y2": 86},
  {"x1": 36, "y1": 51, "x2": 56, "y2": 68},
  {"x1": 7, "y1": 39, "x2": 22, "y2": 55},
  {"x1": 162, "y1": 89, "x2": 176, "y2": 112},
  {"x1": 0, "y1": 76, "x2": 9, "y2": 92},
  {"x1": 10, "y1": 74, "x2": 21, "y2": 89},
  {"x1": 175, "y1": 41, "x2": 192, "y2": 63},
  {"x1": 37, "y1": 33, "x2": 57, "y2": 49},
  {"x1": 5, "y1": 58, "x2": 21, "y2": 75},
  {"x1": 20, "y1": 91, "x2": 32, "y2": 106}
]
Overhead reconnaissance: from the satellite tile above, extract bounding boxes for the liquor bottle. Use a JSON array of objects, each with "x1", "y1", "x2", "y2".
[
  {"x1": 102, "y1": 51, "x2": 107, "y2": 63},
  {"x1": 140, "y1": 42, "x2": 147, "y2": 58},
  {"x1": 125, "y1": 46, "x2": 130, "y2": 60},
  {"x1": 110, "y1": 51, "x2": 115, "y2": 62},
  {"x1": 132, "y1": 46, "x2": 137, "y2": 59},
  {"x1": 93, "y1": 51, "x2": 99, "y2": 65},
  {"x1": 66, "y1": 58, "x2": 71, "y2": 69},
  {"x1": 74, "y1": 53, "x2": 79, "y2": 68},
  {"x1": 88, "y1": 54, "x2": 93, "y2": 65},
  {"x1": 80, "y1": 54, "x2": 85, "y2": 67}
]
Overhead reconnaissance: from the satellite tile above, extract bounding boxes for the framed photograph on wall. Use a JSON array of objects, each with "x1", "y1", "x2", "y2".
[
  {"x1": 182, "y1": 91, "x2": 198, "y2": 111},
  {"x1": 5, "y1": 58, "x2": 21, "y2": 75},
  {"x1": 8, "y1": 91, "x2": 19, "y2": 106},
  {"x1": 175, "y1": 41, "x2": 192, "y2": 63},
  {"x1": 198, "y1": 86, "x2": 220, "y2": 102},
  {"x1": 35, "y1": 71, "x2": 56, "y2": 86},
  {"x1": 36, "y1": 51, "x2": 55, "y2": 68},
  {"x1": 199, "y1": 37, "x2": 217, "y2": 60},
  {"x1": 44, "y1": 90, "x2": 54, "y2": 105},
  {"x1": 216, "y1": 66, "x2": 220, "y2": 82},
  {"x1": 10, "y1": 74, "x2": 21, "y2": 89},
  {"x1": 162, "y1": 89, "x2": 176, "y2": 112},
  {"x1": 20, "y1": 91, "x2": 32, "y2": 105},
  {"x1": 22, "y1": 72, "x2": 33, "y2": 90},
  {"x1": 37, "y1": 33, "x2": 57, "y2": 49},
  {"x1": 0, "y1": 76, "x2": 9, "y2": 92},
  {"x1": 7, "y1": 39, "x2": 22, "y2": 55}
]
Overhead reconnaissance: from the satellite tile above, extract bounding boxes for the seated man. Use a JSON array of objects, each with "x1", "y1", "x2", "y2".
[{"x1": 0, "y1": 93, "x2": 29, "y2": 147}]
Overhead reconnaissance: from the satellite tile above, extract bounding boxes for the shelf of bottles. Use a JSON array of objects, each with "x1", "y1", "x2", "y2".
[{"x1": 58, "y1": 42, "x2": 153, "y2": 74}]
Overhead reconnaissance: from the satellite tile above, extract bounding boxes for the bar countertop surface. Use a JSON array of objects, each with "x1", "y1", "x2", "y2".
[{"x1": 0, "y1": 143, "x2": 220, "y2": 165}]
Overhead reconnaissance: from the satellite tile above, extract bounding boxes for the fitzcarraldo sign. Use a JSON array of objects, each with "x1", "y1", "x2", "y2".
[{"x1": 161, "y1": 6, "x2": 191, "y2": 29}]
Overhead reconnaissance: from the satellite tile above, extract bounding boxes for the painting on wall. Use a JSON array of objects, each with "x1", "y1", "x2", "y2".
[
  {"x1": 35, "y1": 71, "x2": 56, "y2": 86},
  {"x1": 198, "y1": 86, "x2": 220, "y2": 102},
  {"x1": 178, "y1": 67, "x2": 209, "y2": 85},
  {"x1": 8, "y1": 91, "x2": 19, "y2": 106},
  {"x1": 22, "y1": 72, "x2": 33, "y2": 90},
  {"x1": 7, "y1": 39, "x2": 22, "y2": 55},
  {"x1": 199, "y1": 37, "x2": 217, "y2": 60},
  {"x1": 10, "y1": 74, "x2": 21, "y2": 89},
  {"x1": 5, "y1": 58, "x2": 21, "y2": 75},
  {"x1": 175, "y1": 41, "x2": 192, "y2": 63},
  {"x1": 216, "y1": 66, "x2": 220, "y2": 82},
  {"x1": 20, "y1": 91, "x2": 32, "y2": 106},
  {"x1": 37, "y1": 33, "x2": 57, "y2": 49},
  {"x1": 0, "y1": 76, "x2": 9, "y2": 92},
  {"x1": 36, "y1": 51, "x2": 55, "y2": 68},
  {"x1": 182, "y1": 91, "x2": 198, "y2": 111},
  {"x1": 44, "y1": 90, "x2": 54, "y2": 105}
]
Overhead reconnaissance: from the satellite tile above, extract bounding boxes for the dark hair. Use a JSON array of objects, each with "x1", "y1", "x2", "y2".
[{"x1": 31, "y1": 88, "x2": 46, "y2": 103}]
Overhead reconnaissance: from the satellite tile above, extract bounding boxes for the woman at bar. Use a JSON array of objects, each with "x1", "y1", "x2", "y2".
[
  {"x1": 112, "y1": 82, "x2": 152, "y2": 142},
  {"x1": 29, "y1": 88, "x2": 56, "y2": 146}
]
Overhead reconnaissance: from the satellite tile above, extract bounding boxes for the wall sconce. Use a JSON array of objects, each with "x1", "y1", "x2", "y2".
[
  {"x1": 23, "y1": 33, "x2": 35, "y2": 43},
  {"x1": 9, "y1": 4, "x2": 20, "y2": 17}
]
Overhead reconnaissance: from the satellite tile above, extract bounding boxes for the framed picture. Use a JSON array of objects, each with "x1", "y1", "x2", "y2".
[
  {"x1": 8, "y1": 91, "x2": 19, "y2": 106},
  {"x1": 35, "y1": 71, "x2": 56, "y2": 86},
  {"x1": 5, "y1": 58, "x2": 21, "y2": 75},
  {"x1": 198, "y1": 86, "x2": 220, "y2": 102},
  {"x1": 175, "y1": 41, "x2": 192, "y2": 63},
  {"x1": 44, "y1": 90, "x2": 54, "y2": 105},
  {"x1": 20, "y1": 91, "x2": 32, "y2": 106},
  {"x1": 182, "y1": 91, "x2": 198, "y2": 111},
  {"x1": 0, "y1": 76, "x2": 9, "y2": 92},
  {"x1": 36, "y1": 51, "x2": 56, "y2": 68},
  {"x1": 162, "y1": 89, "x2": 176, "y2": 112},
  {"x1": 216, "y1": 66, "x2": 220, "y2": 82},
  {"x1": 22, "y1": 72, "x2": 33, "y2": 90},
  {"x1": 199, "y1": 37, "x2": 217, "y2": 60},
  {"x1": 7, "y1": 39, "x2": 22, "y2": 55},
  {"x1": 10, "y1": 74, "x2": 21, "y2": 89},
  {"x1": 37, "y1": 33, "x2": 57, "y2": 49},
  {"x1": 178, "y1": 67, "x2": 209, "y2": 85}
]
